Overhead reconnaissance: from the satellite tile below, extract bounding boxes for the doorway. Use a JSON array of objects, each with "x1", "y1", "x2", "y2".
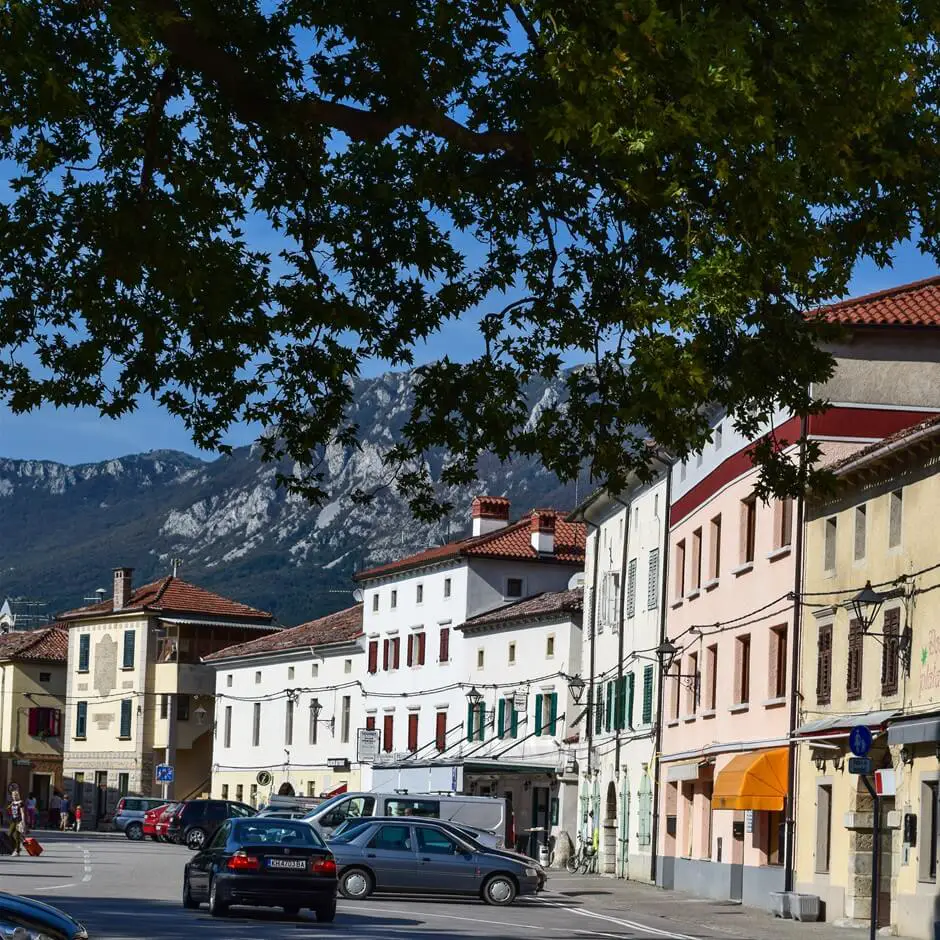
[
  {"x1": 618, "y1": 774, "x2": 631, "y2": 878},
  {"x1": 95, "y1": 771, "x2": 108, "y2": 823},
  {"x1": 31, "y1": 774, "x2": 51, "y2": 812},
  {"x1": 603, "y1": 781, "x2": 617, "y2": 874},
  {"x1": 530, "y1": 786, "x2": 550, "y2": 858},
  {"x1": 730, "y1": 811, "x2": 745, "y2": 902}
]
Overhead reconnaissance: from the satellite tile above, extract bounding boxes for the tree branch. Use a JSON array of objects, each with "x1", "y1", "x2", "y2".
[
  {"x1": 507, "y1": 2, "x2": 542, "y2": 53},
  {"x1": 139, "y1": 63, "x2": 178, "y2": 196}
]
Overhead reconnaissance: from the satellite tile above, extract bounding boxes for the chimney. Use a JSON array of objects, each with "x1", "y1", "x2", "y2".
[
  {"x1": 471, "y1": 496, "x2": 511, "y2": 536},
  {"x1": 113, "y1": 567, "x2": 134, "y2": 611},
  {"x1": 530, "y1": 510, "x2": 556, "y2": 555}
]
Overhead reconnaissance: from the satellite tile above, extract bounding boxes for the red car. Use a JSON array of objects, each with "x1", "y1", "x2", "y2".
[
  {"x1": 155, "y1": 803, "x2": 179, "y2": 843},
  {"x1": 142, "y1": 803, "x2": 169, "y2": 842}
]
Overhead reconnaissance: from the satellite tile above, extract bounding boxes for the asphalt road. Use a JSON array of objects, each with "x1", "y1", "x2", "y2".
[{"x1": 1, "y1": 831, "x2": 851, "y2": 940}]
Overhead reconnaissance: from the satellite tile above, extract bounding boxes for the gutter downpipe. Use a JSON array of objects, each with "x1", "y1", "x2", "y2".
[
  {"x1": 784, "y1": 414, "x2": 809, "y2": 893},
  {"x1": 612, "y1": 494, "x2": 633, "y2": 777},
  {"x1": 650, "y1": 453, "x2": 673, "y2": 886},
  {"x1": 585, "y1": 522, "x2": 601, "y2": 775}
]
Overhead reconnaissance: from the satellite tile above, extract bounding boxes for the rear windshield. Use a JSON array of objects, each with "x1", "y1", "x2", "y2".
[{"x1": 234, "y1": 821, "x2": 325, "y2": 847}]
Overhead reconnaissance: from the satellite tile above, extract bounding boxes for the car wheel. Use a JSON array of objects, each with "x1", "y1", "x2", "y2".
[
  {"x1": 315, "y1": 899, "x2": 337, "y2": 923},
  {"x1": 207, "y1": 877, "x2": 228, "y2": 917},
  {"x1": 187, "y1": 828, "x2": 207, "y2": 851},
  {"x1": 339, "y1": 867, "x2": 373, "y2": 900},
  {"x1": 282, "y1": 905, "x2": 300, "y2": 918},
  {"x1": 125, "y1": 822, "x2": 144, "y2": 841},
  {"x1": 483, "y1": 874, "x2": 517, "y2": 906},
  {"x1": 182, "y1": 873, "x2": 199, "y2": 910}
]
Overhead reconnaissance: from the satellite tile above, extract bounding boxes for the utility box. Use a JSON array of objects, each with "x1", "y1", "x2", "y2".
[{"x1": 788, "y1": 894, "x2": 821, "y2": 922}]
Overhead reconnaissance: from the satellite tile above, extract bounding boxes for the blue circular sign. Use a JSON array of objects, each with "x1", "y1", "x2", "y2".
[{"x1": 849, "y1": 725, "x2": 873, "y2": 757}]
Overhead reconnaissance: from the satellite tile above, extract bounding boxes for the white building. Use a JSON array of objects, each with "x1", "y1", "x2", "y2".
[
  {"x1": 205, "y1": 605, "x2": 364, "y2": 807},
  {"x1": 354, "y1": 496, "x2": 585, "y2": 850},
  {"x1": 570, "y1": 467, "x2": 669, "y2": 882}
]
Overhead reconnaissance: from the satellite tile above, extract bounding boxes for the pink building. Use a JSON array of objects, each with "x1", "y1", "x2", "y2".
[{"x1": 657, "y1": 277, "x2": 940, "y2": 907}]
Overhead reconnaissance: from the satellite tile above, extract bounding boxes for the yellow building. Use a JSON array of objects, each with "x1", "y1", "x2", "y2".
[
  {"x1": 0, "y1": 625, "x2": 68, "y2": 811},
  {"x1": 795, "y1": 415, "x2": 940, "y2": 938},
  {"x1": 59, "y1": 567, "x2": 275, "y2": 826}
]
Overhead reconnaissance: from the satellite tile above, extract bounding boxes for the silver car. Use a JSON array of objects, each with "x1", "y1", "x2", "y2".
[
  {"x1": 328, "y1": 818, "x2": 544, "y2": 906},
  {"x1": 113, "y1": 796, "x2": 167, "y2": 841}
]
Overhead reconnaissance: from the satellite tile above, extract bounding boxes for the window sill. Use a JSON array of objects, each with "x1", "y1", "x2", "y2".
[
  {"x1": 766, "y1": 546, "x2": 792, "y2": 562},
  {"x1": 682, "y1": 715, "x2": 697, "y2": 724},
  {"x1": 763, "y1": 697, "x2": 787, "y2": 709},
  {"x1": 667, "y1": 719, "x2": 680, "y2": 728},
  {"x1": 670, "y1": 599, "x2": 684, "y2": 610},
  {"x1": 686, "y1": 589, "x2": 701, "y2": 601},
  {"x1": 731, "y1": 562, "x2": 754, "y2": 577},
  {"x1": 700, "y1": 709, "x2": 716, "y2": 719},
  {"x1": 77, "y1": 670, "x2": 89, "y2": 675},
  {"x1": 118, "y1": 736, "x2": 132, "y2": 741},
  {"x1": 703, "y1": 578, "x2": 720, "y2": 592},
  {"x1": 729, "y1": 703, "x2": 750, "y2": 714},
  {"x1": 121, "y1": 666, "x2": 135, "y2": 672},
  {"x1": 74, "y1": 736, "x2": 86, "y2": 742}
]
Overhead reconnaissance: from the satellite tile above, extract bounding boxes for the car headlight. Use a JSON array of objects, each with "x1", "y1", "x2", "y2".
[{"x1": 524, "y1": 867, "x2": 539, "y2": 877}]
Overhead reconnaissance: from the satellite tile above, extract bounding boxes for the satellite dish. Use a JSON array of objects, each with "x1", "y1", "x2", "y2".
[
  {"x1": 352, "y1": 588, "x2": 364, "y2": 603},
  {"x1": 568, "y1": 572, "x2": 585, "y2": 590},
  {"x1": 256, "y1": 770, "x2": 273, "y2": 787}
]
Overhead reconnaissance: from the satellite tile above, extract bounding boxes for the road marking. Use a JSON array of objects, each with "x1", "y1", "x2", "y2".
[
  {"x1": 29, "y1": 883, "x2": 78, "y2": 892},
  {"x1": 345, "y1": 902, "x2": 542, "y2": 931},
  {"x1": 81, "y1": 847, "x2": 92, "y2": 882},
  {"x1": 530, "y1": 896, "x2": 699, "y2": 940}
]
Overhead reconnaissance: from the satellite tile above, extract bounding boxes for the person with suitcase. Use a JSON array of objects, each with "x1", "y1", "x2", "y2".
[{"x1": 6, "y1": 788, "x2": 25, "y2": 856}]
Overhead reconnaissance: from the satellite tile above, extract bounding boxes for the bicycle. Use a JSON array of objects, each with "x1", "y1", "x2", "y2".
[{"x1": 565, "y1": 837, "x2": 597, "y2": 874}]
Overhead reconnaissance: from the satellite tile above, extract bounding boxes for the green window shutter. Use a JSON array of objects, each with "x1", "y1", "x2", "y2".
[
  {"x1": 477, "y1": 703, "x2": 486, "y2": 741},
  {"x1": 466, "y1": 701, "x2": 475, "y2": 742},
  {"x1": 606, "y1": 680, "x2": 614, "y2": 732},
  {"x1": 498, "y1": 698, "x2": 506, "y2": 738},
  {"x1": 614, "y1": 677, "x2": 625, "y2": 729},
  {"x1": 626, "y1": 673, "x2": 635, "y2": 729},
  {"x1": 549, "y1": 693, "x2": 558, "y2": 735},
  {"x1": 534, "y1": 694, "x2": 544, "y2": 736},
  {"x1": 510, "y1": 706, "x2": 519, "y2": 738},
  {"x1": 594, "y1": 687, "x2": 603, "y2": 735},
  {"x1": 642, "y1": 665, "x2": 654, "y2": 724}
]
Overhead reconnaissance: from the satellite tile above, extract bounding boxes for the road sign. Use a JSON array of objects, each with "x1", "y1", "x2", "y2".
[
  {"x1": 849, "y1": 725, "x2": 873, "y2": 757},
  {"x1": 875, "y1": 769, "x2": 897, "y2": 796},
  {"x1": 357, "y1": 728, "x2": 380, "y2": 763},
  {"x1": 848, "y1": 757, "x2": 872, "y2": 775},
  {"x1": 155, "y1": 763, "x2": 174, "y2": 783}
]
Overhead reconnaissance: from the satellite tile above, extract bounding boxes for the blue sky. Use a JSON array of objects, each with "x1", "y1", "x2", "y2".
[{"x1": 0, "y1": 243, "x2": 936, "y2": 465}]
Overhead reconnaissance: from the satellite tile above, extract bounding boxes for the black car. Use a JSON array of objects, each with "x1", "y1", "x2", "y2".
[
  {"x1": 166, "y1": 799, "x2": 256, "y2": 850},
  {"x1": 183, "y1": 817, "x2": 338, "y2": 921},
  {"x1": 0, "y1": 892, "x2": 89, "y2": 940}
]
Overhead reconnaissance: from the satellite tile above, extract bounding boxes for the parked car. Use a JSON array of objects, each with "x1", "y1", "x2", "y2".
[
  {"x1": 330, "y1": 815, "x2": 500, "y2": 849},
  {"x1": 182, "y1": 817, "x2": 337, "y2": 921},
  {"x1": 0, "y1": 892, "x2": 89, "y2": 940},
  {"x1": 142, "y1": 803, "x2": 169, "y2": 842},
  {"x1": 154, "y1": 803, "x2": 179, "y2": 842},
  {"x1": 166, "y1": 799, "x2": 256, "y2": 850},
  {"x1": 328, "y1": 818, "x2": 543, "y2": 906},
  {"x1": 256, "y1": 809, "x2": 309, "y2": 820},
  {"x1": 114, "y1": 796, "x2": 167, "y2": 841}
]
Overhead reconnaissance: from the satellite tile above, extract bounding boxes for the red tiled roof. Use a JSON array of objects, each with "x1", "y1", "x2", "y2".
[
  {"x1": 354, "y1": 511, "x2": 586, "y2": 581},
  {"x1": 816, "y1": 275, "x2": 940, "y2": 328},
  {"x1": 204, "y1": 604, "x2": 362, "y2": 662},
  {"x1": 460, "y1": 588, "x2": 584, "y2": 630},
  {"x1": 59, "y1": 577, "x2": 273, "y2": 623},
  {"x1": 825, "y1": 412, "x2": 940, "y2": 478},
  {"x1": 0, "y1": 625, "x2": 69, "y2": 662}
]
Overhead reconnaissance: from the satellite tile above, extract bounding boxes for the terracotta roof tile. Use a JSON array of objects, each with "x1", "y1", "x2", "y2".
[
  {"x1": 824, "y1": 412, "x2": 940, "y2": 478},
  {"x1": 816, "y1": 275, "x2": 940, "y2": 328},
  {"x1": 459, "y1": 589, "x2": 584, "y2": 630},
  {"x1": 59, "y1": 577, "x2": 273, "y2": 623},
  {"x1": 354, "y1": 511, "x2": 585, "y2": 581},
  {"x1": 0, "y1": 625, "x2": 69, "y2": 662},
  {"x1": 204, "y1": 604, "x2": 362, "y2": 662}
]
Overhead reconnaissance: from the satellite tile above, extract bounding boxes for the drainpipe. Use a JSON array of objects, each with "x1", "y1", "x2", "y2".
[
  {"x1": 612, "y1": 495, "x2": 632, "y2": 777},
  {"x1": 585, "y1": 524, "x2": 601, "y2": 775},
  {"x1": 650, "y1": 453, "x2": 674, "y2": 885},
  {"x1": 784, "y1": 415, "x2": 809, "y2": 893}
]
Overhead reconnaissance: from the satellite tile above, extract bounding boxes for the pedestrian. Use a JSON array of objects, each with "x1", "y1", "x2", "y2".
[
  {"x1": 25, "y1": 793, "x2": 37, "y2": 832},
  {"x1": 74, "y1": 804, "x2": 82, "y2": 833},
  {"x1": 7, "y1": 789, "x2": 25, "y2": 856},
  {"x1": 49, "y1": 791, "x2": 61, "y2": 830},
  {"x1": 59, "y1": 794, "x2": 70, "y2": 831}
]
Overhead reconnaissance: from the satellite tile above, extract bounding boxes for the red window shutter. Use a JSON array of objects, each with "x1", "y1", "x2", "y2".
[
  {"x1": 368, "y1": 641, "x2": 378, "y2": 674},
  {"x1": 418, "y1": 632, "x2": 426, "y2": 666},
  {"x1": 435, "y1": 712, "x2": 447, "y2": 751},
  {"x1": 407, "y1": 634, "x2": 414, "y2": 667},
  {"x1": 440, "y1": 627, "x2": 450, "y2": 662},
  {"x1": 392, "y1": 637, "x2": 401, "y2": 670},
  {"x1": 408, "y1": 714, "x2": 419, "y2": 752},
  {"x1": 383, "y1": 639, "x2": 390, "y2": 671},
  {"x1": 27, "y1": 708, "x2": 39, "y2": 736},
  {"x1": 366, "y1": 715, "x2": 376, "y2": 731},
  {"x1": 383, "y1": 715, "x2": 394, "y2": 752}
]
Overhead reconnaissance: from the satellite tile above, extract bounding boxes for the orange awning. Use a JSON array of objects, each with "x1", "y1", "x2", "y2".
[{"x1": 712, "y1": 747, "x2": 789, "y2": 812}]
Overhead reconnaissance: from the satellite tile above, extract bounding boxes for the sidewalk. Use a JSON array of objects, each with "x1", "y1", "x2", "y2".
[{"x1": 545, "y1": 872, "x2": 918, "y2": 940}]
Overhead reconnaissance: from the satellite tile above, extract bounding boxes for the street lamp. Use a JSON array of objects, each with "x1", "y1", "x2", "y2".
[
  {"x1": 193, "y1": 704, "x2": 208, "y2": 726},
  {"x1": 851, "y1": 581, "x2": 889, "y2": 633},
  {"x1": 847, "y1": 580, "x2": 911, "y2": 673},
  {"x1": 567, "y1": 674, "x2": 586, "y2": 704},
  {"x1": 310, "y1": 698, "x2": 322, "y2": 720},
  {"x1": 655, "y1": 639, "x2": 699, "y2": 693},
  {"x1": 466, "y1": 686, "x2": 483, "y2": 707}
]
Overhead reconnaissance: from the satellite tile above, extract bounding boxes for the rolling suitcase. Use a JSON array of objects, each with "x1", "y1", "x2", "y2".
[{"x1": 23, "y1": 837, "x2": 43, "y2": 857}]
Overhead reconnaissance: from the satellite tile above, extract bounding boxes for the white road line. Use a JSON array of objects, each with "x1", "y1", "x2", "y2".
[
  {"x1": 81, "y1": 847, "x2": 92, "y2": 882},
  {"x1": 530, "y1": 896, "x2": 700, "y2": 940},
  {"x1": 344, "y1": 902, "x2": 542, "y2": 931},
  {"x1": 29, "y1": 883, "x2": 78, "y2": 892}
]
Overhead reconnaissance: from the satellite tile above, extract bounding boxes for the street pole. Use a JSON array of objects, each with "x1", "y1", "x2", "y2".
[{"x1": 862, "y1": 775, "x2": 880, "y2": 940}]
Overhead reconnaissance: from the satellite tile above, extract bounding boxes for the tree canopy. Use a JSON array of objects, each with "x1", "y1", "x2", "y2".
[{"x1": 1, "y1": 1, "x2": 938, "y2": 515}]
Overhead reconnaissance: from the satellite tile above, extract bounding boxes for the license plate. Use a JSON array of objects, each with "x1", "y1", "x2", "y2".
[{"x1": 267, "y1": 857, "x2": 306, "y2": 870}]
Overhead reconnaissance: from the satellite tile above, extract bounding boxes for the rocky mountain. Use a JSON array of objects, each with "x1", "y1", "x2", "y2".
[{"x1": 0, "y1": 370, "x2": 583, "y2": 627}]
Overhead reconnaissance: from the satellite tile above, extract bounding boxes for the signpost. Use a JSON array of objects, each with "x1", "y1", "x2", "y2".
[
  {"x1": 156, "y1": 763, "x2": 174, "y2": 801},
  {"x1": 847, "y1": 726, "x2": 879, "y2": 940},
  {"x1": 848, "y1": 757, "x2": 872, "y2": 775},
  {"x1": 850, "y1": 725, "x2": 873, "y2": 757},
  {"x1": 357, "y1": 728, "x2": 380, "y2": 764}
]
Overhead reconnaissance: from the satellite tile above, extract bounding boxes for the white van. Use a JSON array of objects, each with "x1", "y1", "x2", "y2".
[{"x1": 305, "y1": 791, "x2": 509, "y2": 847}]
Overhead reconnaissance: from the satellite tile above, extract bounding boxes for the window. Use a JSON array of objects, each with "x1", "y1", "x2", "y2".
[
  {"x1": 255, "y1": 670, "x2": 261, "y2": 684},
  {"x1": 776, "y1": 499, "x2": 794, "y2": 549},
  {"x1": 224, "y1": 706, "x2": 232, "y2": 747},
  {"x1": 847, "y1": 619, "x2": 864, "y2": 701},
  {"x1": 881, "y1": 608, "x2": 901, "y2": 696},
  {"x1": 816, "y1": 624, "x2": 833, "y2": 705},
  {"x1": 27, "y1": 707, "x2": 61, "y2": 737},
  {"x1": 122, "y1": 630, "x2": 135, "y2": 669},
  {"x1": 691, "y1": 528, "x2": 703, "y2": 590},
  {"x1": 669, "y1": 666, "x2": 679, "y2": 721},
  {"x1": 391, "y1": 589, "x2": 397, "y2": 609},
  {"x1": 741, "y1": 496, "x2": 757, "y2": 564},
  {"x1": 311, "y1": 663, "x2": 319, "y2": 678},
  {"x1": 368, "y1": 640, "x2": 378, "y2": 674},
  {"x1": 686, "y1": 652, "x2": 699, "y2": 714},
  {"x1": 435, "y1": 711, "x2": 447, "y2": 751},
  {"x1": 408, "y1": 632, "x2": 426, "y2": 667},
  {"x1": 626, "y1": 558, "x2": 637, "y2": 618},
  {"x1": 477, "y1": 648, "x2": 484, "y2": 669},
  {"x1": 417, "y1": 827, "x2": 460, "y2": 855},
  {"x1": 824, "y1": 517, "x2": 837, "y2": 572},
  {"x1": 709, "y1": 516, "x2": 721, "y2": 579},
  {"x1": 383, "y1": 714, "x2": 394, "y2": 752},
  {"x1": 372, "y1": 593, "x2": 379, "y2": 612},
  {"x1": 221, "y1": 784, "x2": 229, "y2": 801},
  {"x1": 600, "y1": 571, "x2": 620, "y2": 626},
  {"x1": 735, "y1": 634, "x2": 751, "y2": 705},
  {"x1": 285, "y1": 698, "x2": 294, "y2": 745},
  {"x1": 288, "y1": 666, "x2": 295, "y2": 680},
  {"x1": 78, "y1": 634, "x2": 90, "y2": 673},
  {"x1": 534, "y1": 692, "x2": 558, "y2": 736},
  {"x1": 39, "y1": 672, "x2": 50, "y2": 683},
  {"x1": 770, "y1": 626, "x2": 788, "y2": 699},
  {"x1": 705, "y1": 645, "x2": 718, "y2": 711},
  {"x1": 236, "y1": 784, "x2": 243, "y2": 803},
  {"x1": 416, "y1": 633, "x2": 426, "y2": 666},
  {"x1": 439, "y1": 627, "x2": 450, "y2": 662},
  {"x1": 226, "y1": 674, "x2": 233, "y2": 688},
  {"x1": 506, "y1": 578, "x2": 523, "y2": 598},
  {"x1": 252, "y1": 702, "x2": 261, "y2": 746},
  {"x1": 642, "y1": 665, "x2": 654, "y2": 724},
  {"x1": 119, "y1": 699, "x2": 132, "y2": 739},
  {"x1": 370, "y1": 824, "x2": 412, "y2": 852},
  {"x1": 854, "y1": 505, "x2": 867, "y2": 561},
  {"x1": 176, "y1": 695, "x2": 190, "y2": 721},
  {"x1": 508, "y1": 642, "x2": 516, "y2": 664},
  {"x1": 391, "y1": 636, "x2": 401, "y2": 670},
  {"x1": 366, "y1": 714, "x2": 375, "y2": 731},
  {"x1": 407, "y1": 713, "x2": 419, "y2": 752},
  {"x1": 546, "y1": 635, "x2": 555, "y2": 658},
  {"x1": 160, "y1": 694, "x2": 168, "y2": 719},
  {"x1": 467, "y1": 701, "x2": 486, "y2": 742},
  {"x1": 889, "y1": 489, "x2": 903, "y2": 548},
  {"x1": 341, "y1": 696, "x2": 351, "y2": 743},
  {"x1": 382, "y1": 640, "x2": 390, "y2": 672},
  {"x1": 310, "y1": 699, "x2": 320, "y2": 745},
  {"x1": 416, "y1": 583, "x2": 424, "y2": 604},
  {"x1": 444, "y1": 578, "x2": 452, "y2": 598},
  {"x1": 250, "y1": 784, "x2": 257, "y2": 807},
  {"x1": 118, "y1": 773, "x2": 130, "y2": 797},
  {"x1": 674, "y1": 540, "x2": 686, "y2": 599},
  {"x1": 920, "y1": 781, "x2": 938, "y2": 881},
  {"x1": 648, "y1": 548, "x2": 659, "y2": 610}
]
